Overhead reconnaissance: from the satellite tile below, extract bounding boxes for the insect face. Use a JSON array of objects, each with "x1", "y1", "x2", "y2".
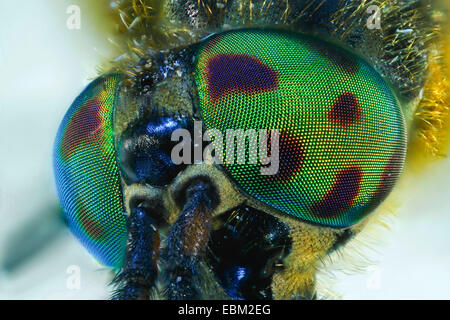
[{"x1": 54, "y1": 28, "x2": 407, "y2": 299}]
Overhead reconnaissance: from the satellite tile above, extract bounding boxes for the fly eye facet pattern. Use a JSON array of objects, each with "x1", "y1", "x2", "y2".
[{"x1": 53, "y1": 75, "x2": 127, "y2": 267}]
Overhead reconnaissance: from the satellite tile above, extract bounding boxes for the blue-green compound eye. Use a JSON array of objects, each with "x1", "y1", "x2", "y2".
[
  {"x1": 194, "y1": 29, "x2": 407, "y2": 228},
  {"x1": 53, "y1": 75, "x2": 127, "y2": 267}
]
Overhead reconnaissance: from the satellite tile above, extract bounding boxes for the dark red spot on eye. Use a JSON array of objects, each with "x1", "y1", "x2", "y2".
[
  {"x1": 366, "y1": 146, "x2": 405, "y2": 212},
  {"x1": 76, "y1": 200, "x2": 104, "y2": 240},
  {"x1": 310, "y1": 166, "x2": 363, "y2": 218},
  {"x1": 60, "y1": 98, "x2": 103, "y2": 160},
  {"x1": 81, "y1": 216, "x2": 104, "y2": 240},
  {"x1": 328, "y1": 92, "x2": 361, "y2": 125},
  {"x1": 309, "y1": 40, "x2": 359, "y2": 75},
  {"x1": 265, "y1": 131, "x2": 304, "y2": 181},
  {"x1": 206, "y1": 54, "x2": 278, "y2": 102}
]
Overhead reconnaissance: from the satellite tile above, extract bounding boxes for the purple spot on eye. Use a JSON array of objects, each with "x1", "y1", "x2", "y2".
[
  {"x1": 328, "y1": 92, "x2": 361, "y2": 126},
  {"x1": 310, "y1": 166, "x2": 362, "y2": 218},
  {"x1": 206, "y1": 54, "x2": 278, "y2": 102}
]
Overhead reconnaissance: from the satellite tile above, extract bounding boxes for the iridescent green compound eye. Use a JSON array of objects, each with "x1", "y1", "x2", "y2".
[
  {"x1": 54, "y1": 75, "x2": 127, "y2": 267},
  {"x1": 194, "y1": 29, "x2": 406, "y2": 228}
]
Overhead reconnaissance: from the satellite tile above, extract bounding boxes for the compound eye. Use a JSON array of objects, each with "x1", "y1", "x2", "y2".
[
  {"x1": 53, "y1": 75, "x2": 127, "y2": 267},
  {"x1": 194, "y1": 29, "x2": 406, "y2": 228}
]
